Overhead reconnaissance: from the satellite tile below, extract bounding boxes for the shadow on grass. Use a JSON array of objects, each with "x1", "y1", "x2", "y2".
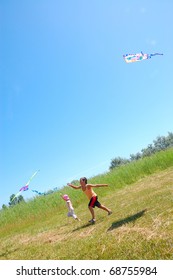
[
  {"x1": 72, "y1": 223, "x2": 94, "y2": 232},
  {"x1": 107, "y1": 209, "x2": 147, "y2": 232}
]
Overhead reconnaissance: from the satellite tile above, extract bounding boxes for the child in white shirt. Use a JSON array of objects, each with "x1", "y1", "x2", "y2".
[{"x1": 61, "y1": 194, "x2": 80, "y2": 221}]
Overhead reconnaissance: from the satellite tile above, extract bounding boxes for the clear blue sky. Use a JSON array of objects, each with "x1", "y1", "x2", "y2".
[{"x1": 0, "y1": 0, "x2": 173, "y2": 208}]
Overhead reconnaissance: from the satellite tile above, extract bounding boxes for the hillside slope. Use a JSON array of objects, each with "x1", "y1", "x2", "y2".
[{"x1": 0, "y1": 165, "x2": 173, "y2": 260}]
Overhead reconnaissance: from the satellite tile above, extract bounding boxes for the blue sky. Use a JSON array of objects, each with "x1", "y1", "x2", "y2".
[{"x1": 0, "y1": 0, "x2": 173, "y2": 208}]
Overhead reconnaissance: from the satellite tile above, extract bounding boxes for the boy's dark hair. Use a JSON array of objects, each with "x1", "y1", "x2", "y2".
[{"x1": 80, "y1": 177, "x2": 87, "y2": 184}]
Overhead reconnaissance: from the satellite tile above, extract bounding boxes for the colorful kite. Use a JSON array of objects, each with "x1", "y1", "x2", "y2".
[
  {"x1": 123, "y1": 52, "x2": 163, "y2": 63},
  {"x1": 11, "y1": 170, "x2": 39, "y2": 202},
  {"x1": 19, "y1": 185, "x2": 29, "y2": 192}
]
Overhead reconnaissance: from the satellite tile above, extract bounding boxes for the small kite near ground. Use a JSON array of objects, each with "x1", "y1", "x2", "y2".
[
  {"x1": 123, "y1": 52, "x2": 163, "y2": 63},
  {"x1": 11, "y1": 170, "x2": 39, "y2": 202}
]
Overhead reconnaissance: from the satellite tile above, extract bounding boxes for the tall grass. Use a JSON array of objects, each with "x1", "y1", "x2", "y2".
[{"x1": 90, "y1": 147, "x2": 173, "y2": 189}]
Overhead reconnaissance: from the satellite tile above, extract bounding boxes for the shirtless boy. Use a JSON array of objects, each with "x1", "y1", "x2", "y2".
[{"x1": 67, "y1": 177, "x2": 112, "y2": 223}]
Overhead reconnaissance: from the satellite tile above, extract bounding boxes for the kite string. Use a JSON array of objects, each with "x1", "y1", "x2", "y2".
[{"x1": 56, "y1": 159, "x2": 110, "y2": 187}]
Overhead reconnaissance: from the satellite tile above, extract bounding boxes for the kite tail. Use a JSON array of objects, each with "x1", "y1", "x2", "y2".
[
  {"x1": 26, "y1": 170, "x2": 40, "y2": 186},
  {"x1": 150, "y1": 53, "x2": 163, "y2": 57},
  {"x1": 32, "y1": 189, "x2": 45, "y2": 195}
]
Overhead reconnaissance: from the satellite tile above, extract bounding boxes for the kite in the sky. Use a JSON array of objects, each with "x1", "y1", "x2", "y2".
[
  {"x1": 123, "y1": 52, "x2": 163, "y2": 63},
  {"x1": 19, "y1": 185, "x2": 29, "y2": 192},
  {"x1": 11, "y1": 170, "x2": 39, "y2": 202}
]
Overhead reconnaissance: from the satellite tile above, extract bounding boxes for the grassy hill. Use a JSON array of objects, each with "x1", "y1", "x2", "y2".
[{"x1": 0, "y1": 149, "x2": 173, "y2": 260}]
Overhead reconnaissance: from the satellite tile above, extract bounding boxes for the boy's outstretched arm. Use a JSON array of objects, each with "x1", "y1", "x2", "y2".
[
  {"x1": 87, "y1": 184, "x2": 108, "y2": 188},
  {"x1": 67, "y1": 183, "x2": 81, "y2": 189}
]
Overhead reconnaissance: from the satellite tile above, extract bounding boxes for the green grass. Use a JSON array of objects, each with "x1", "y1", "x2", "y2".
[{"x1": 0, "y1": 148, "x2": 173, "y2": 259}]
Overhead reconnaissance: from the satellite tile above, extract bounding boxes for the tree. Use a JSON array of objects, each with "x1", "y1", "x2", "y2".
[
  {"x1": 109, "y1": 156, "x2": 130, "y2": 170},
  {"x1": 9, "y1": 194, "x2": 25, "y2": 206},
  {"x1": 130, "y1": 152, "x2": 142, "y2": 161},
  {"x1": 153, "y1": 136, "x2": 168, "y2": 151},
  {"x1": 2, "y1": 204, "x2": 8, "y2": 210},
  {"x1": 165, "y1": 132, "x2": 173, "y2": 147},
  {"x1": 141, "y1": 144, "x2": 155, "y2": 157}
]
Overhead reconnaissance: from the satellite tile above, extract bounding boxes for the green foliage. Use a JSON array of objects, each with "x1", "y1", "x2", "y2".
[
  {"x1": 110, "y1": 132, "x2": 173, "y2": 169},
  {"x1": 109, "y1": 157, "x2": 130, "y2": 170},
  {"x1": 8, "y1": 194, "x2": 25, "y2": 207},
  {"x1": 2, "y1": 204, "x2": 7, "y2": 210}
]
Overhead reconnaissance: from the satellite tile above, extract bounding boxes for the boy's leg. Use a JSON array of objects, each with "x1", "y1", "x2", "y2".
[
  {"x1": 99, "y1": 204, "x2": 112, "y2": 215},
  {"x1": 88, "y1": 205, "x2": 95, "y2": 220},
  {"x1": 88, "y1": 197, "x2": 96, "y2": 221}
]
